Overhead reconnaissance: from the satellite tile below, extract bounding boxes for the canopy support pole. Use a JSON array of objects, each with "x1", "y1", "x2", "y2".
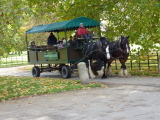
[
  {"x1": 25, "y1": 34, "x2": 28, "y2": 50},
  {"x1": 98, "y1": 26, "x2": 101, "y2": 38},
  {"x1": 57, "y1": 32, "x2": 59, "y2": 40},
  {"x1": 25, "y1": 33, "x2": 30, "y2": 62},
  {"x1": 64, "y1": 29, "x2": 67, "y2": 40}
]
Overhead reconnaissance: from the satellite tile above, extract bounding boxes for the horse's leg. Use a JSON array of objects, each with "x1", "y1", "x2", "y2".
[
  {"x1": 107, "y1": 60, "x2": 115, "y2": 77},
  {"x1": 84, "y1": 58, "x2": 90, "y2": 77},
  {"x1": 124, "y1": 68, "x2": 129, "y2": 77},
  {"x1": 88, "y1": 59, "x2": 96, "y2": 79},
  {"x1": 118, "y1": 58, "x2": 129, "y2": 77},
  {"x1": 118, "y1": 59, "x2": 125, "y2": 77},
  {"x1": 123, "y1": 59, "x2": 130, "y2": 77},
  {"x1": 96, "y1": 59, "x2": 104, "y2": 77},
  {"x1": 96, "y1": 59, "x2": 107, "y2": 79},
  {"x1": 102, "y1": 60, "x2": 107, "y2": 79},
  {"x1": 106, "y1": 62, "x2": 110, "y2": 76}
]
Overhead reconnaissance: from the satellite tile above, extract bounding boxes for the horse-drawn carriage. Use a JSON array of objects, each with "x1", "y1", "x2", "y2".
[
  {"x1": 26, "y1": 16, "x2": 130, "y2": 79},
  {"x1": 26, "y1": 17, "x2": 101, "y2": 78}
]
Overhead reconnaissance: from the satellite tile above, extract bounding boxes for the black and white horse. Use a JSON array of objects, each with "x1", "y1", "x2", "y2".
[
  {"x1": 106, "y1": 35, "x2": 130, "y2": 77},
  {"x1": 83, "y1": 37, "x2": 110, "y2": 79}
]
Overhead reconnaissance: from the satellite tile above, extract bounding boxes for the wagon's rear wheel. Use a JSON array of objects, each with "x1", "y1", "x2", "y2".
[
  {"x1": 61, "y1": 65, "x2": 71, "y2": 78},
  {"x1": 32, "y1": 66, "x2": 40, "y2": 77},
  {"x1": 58, "y1": 64, "x2": 65, "y2": 75}
]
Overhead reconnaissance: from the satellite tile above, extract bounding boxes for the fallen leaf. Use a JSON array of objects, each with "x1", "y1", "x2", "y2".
[{"x1": 110, "y1": 106, "x2": 116, "y2": 108}]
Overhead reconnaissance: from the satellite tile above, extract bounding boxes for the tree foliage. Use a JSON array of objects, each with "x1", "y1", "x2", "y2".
[{"x1": 0, "y1": 0, "x2": 159, "y2": 56}]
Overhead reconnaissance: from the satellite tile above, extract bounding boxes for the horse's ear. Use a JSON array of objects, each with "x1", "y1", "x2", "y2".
[
  {"x1": 121, "y1": 35, "x2": 123, "y2": 39},
  {"x1": 127, "y1": 36, "x2": 129, "y2": 39}
]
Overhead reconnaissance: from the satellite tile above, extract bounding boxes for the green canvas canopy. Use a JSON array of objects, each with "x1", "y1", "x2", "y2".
[{"x1": 26, "y1": 16, "x2": 100, "y2": 34}]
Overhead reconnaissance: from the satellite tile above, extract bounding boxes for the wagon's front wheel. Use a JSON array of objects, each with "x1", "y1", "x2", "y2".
[
  {"x1": 61, "y1": 65, "x2": 71, "y2": 79},
  {"x1": 32, "y1": 66, "x2": 40, "y2": 77}
]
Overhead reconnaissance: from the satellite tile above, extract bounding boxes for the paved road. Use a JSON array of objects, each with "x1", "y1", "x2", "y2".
[{"x1": 0, "y1": 66, "x2": 160, "y2": 120}]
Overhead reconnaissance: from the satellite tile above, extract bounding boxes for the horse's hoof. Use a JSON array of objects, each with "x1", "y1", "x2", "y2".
[
  {"x1": 118, "y1": 73, "x2": 124, "y2": 77},
  {"x1": 119, "y1": 75, "x2": 124, "y2": 78},
  {"x1": 102, "y1": 75, "x2": 107, "y2": 79},
  {"x1": 109, "y1": 73, "x2": 116, "y2": 77}
]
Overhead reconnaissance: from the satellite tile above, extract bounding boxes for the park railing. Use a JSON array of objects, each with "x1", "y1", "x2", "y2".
[
  {"x1": 111, "y1": 50, "x2": 160, "y2": 73},
  {"x1": 0, "y1": 52, "x2": 28, "y2": 68}
]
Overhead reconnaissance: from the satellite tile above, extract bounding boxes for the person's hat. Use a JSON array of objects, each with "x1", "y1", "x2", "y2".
[{"x1": 80, "y1": 23, "x2": 83, "y2": 25}]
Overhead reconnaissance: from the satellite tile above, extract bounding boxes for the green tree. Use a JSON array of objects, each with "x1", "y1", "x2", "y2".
[{"x1": 0, "y1": 0, "x2": 159, "y2": 56}]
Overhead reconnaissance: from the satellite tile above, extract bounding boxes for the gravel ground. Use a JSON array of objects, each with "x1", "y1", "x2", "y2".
[{"x1": 0, "y1": 65, "x2": 160, "y2": 120}]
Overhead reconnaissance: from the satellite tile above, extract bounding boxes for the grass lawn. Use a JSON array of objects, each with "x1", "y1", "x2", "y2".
[
  {"x1": 130, "y1": 70, "x2": 160, "y2": 77},
  {"x1": 113, "y1": 69, "x2": 160, "y2": 77},
  {"x1": 0, "y1": 76, "x2": 103, "y2": 101}
]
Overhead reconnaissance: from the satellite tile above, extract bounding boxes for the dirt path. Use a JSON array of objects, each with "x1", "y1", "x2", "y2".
[{"x1": 0, "y1": 66, "x2": 160, "y2": 120}]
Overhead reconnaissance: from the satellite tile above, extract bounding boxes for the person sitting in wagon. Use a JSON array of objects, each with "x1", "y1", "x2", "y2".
[
  {"x1": 47, "y1": 32, "x2": 57, "y2": 45},
  {"x1": 68, "y1": 36, "x2": 74, "y2": 46},
  {"x1": 77, "y1": 23, "x2": 92, "y2": 43},
  {"x1": 30, "y1": 41, "x2": 36, "y2": 48},
  {"x1": 29, "y1": 41, "x2": 37, "y2": 51}
]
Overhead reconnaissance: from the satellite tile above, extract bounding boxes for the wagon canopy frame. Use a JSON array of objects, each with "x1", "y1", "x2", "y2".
[{"x1": 26, "y1": 16, "x2": 100, "y2": 34}]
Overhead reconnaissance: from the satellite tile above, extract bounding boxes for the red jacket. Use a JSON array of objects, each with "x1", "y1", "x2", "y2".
[{"x1": 77, "y1": 27, "x2": 88, "y2": 37}]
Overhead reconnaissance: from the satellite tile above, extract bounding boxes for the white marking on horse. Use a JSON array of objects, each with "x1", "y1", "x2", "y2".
[
  {"x1": 97, "y1": 66, "x2": 104, "y2": 77},
  {"x1": 126, "y1": 44, "x2": 129, "y2": 53},
  {"x1": 106, "y1": 45, "x2": 110, "y2": 59},
  {"x1": 88, "y1": 60, "x2": 96, "y2": 79}
]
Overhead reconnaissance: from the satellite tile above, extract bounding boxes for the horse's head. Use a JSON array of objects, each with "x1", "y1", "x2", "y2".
[
  {"x1": 98, "y1": 37, "x2": 111, "y2": 59},
  {"x1": 120, "y1": 35, "x2": 130, "y2": 54},
  {"x1": 97, "y1": 37, "x2": 106, "y2": 49}
]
